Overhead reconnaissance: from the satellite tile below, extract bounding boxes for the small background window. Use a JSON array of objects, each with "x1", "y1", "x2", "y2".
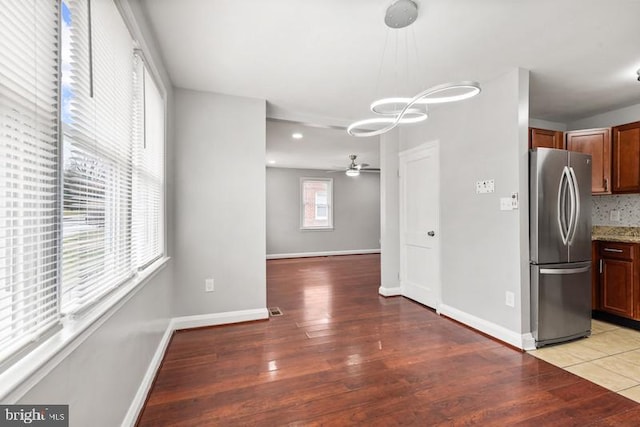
[{"x1": 301, "y1": 179, "x2": 333, "y2": 229}]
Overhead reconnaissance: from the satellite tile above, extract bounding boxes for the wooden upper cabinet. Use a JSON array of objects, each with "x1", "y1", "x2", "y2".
[
  {"x1": 529, "y1": 128, "x2": 564, "y2": 149},
  {"x1": 566, "y1": 128, "x2": 612, "y2": 194},
  {"x1": 612, "y1": 121, "x2": 640, "y2": 193}
]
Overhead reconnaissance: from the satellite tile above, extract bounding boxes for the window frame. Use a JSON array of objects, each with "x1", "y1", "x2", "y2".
[
  {"x1": 0, "y1": 0, "x2": 169, "y2": 389},
  {"x1": 300, "y1": 177, "x2": 334, "y2": 230}
]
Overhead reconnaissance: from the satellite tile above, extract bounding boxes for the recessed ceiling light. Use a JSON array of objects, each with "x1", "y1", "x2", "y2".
[
  {"x1": 268, "y1": 160, "x2": 276, "y2": 164},
  {"x1": 292, "y1": 133, "x2": 303, "y2": 139}
]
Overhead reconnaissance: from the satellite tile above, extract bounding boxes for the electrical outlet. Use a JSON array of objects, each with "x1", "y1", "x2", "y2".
[
  {"x1": 500, "y1": 198, "x2": 513, "y2": 211},
  {"x1": 505, "y1": 291, "x2": 515, "y2": 307},
  {"x1": 205, "y1": 278, "x2": 214, "y2": 292},
  {"x1": 610, "y1": 210, "x2": 620, "y2": 222}
]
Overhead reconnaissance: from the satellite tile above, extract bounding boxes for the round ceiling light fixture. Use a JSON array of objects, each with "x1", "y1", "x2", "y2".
[
  {"x1": 292, "y1": 132, "x2": 303, "y2": 139},
  {"x1": 384, "y1": 0, "x2": 418, "y2": 29}
]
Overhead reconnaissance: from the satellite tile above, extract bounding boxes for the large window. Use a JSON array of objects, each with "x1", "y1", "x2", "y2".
[
  {"x1": 0, "y1": 0, "x2": 165, "y2": 366},
  {"x1": 0, "y1": 0, "x2": 61, "y2": 366},
  {"x1": 300, "y1": 178, "x2": 333, "y2": 229}
]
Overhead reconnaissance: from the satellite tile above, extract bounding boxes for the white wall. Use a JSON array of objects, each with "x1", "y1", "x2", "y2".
[
  {"x1": 382, "y1": 68, "x2": 531, "y2": 346},
  {"x1": 529, "y1": 118, "x2": 567, "y2": 131},
  {"x1": 379, "y1": 129, "x2": 401, "y2": 295},
  {"x1": 174, "y1": 89, "x2": 267, "y2": 316},
  {"x1": 266, "y1": 167, "x2": 380, "y2": 256},
  {"x1": 568, "y1": 102, "x2": 640, "y2": 130},
  {"x1": 18, "y1": 266, "x2": 173, "y2": 425}
]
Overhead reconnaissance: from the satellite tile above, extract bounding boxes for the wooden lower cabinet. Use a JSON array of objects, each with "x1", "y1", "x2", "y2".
[
  {"x1": 595, "y1": 241, "x2": 639, "y2": 320},
  {"x1": 601, "y1": 258, "x2": 634, "y2": 318}
]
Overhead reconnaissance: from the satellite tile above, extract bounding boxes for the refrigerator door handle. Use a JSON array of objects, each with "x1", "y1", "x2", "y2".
[
  {"x1": 539, "y1": 265, "x2": 591, "y2": 275},
  {"x1": 556, "y1": 166, "x2": 571, "y2": 245},
  {"x1": 567, "y1": 166, "x2": 580, "y2": 245}
]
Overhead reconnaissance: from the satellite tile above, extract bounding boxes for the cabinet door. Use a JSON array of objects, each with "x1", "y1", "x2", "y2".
[
  {"x1": 530, "y1": 128, "x2": 564, "y2": 149},
  {"x1": 566, "y1": 128, "x2": 611, "y2": 194},
  {"x1": 601, "y1": 258, "x2": 634, "y2": 318},
  {"x1": 612, "y1": 121, "x2": 640, "y2": 193}
]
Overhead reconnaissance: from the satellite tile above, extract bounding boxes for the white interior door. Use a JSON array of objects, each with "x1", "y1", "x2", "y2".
[{"x1": 399, "y1": 142, "x2": 440, "y2": 309}]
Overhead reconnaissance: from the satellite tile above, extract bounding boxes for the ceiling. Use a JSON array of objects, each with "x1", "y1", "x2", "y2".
[
  {"x1": 140, "y1": 0, "x2": 640, "y2": 165},
  {"x1": 266, "y1": 120, "x2": 379, "y2": 170}
]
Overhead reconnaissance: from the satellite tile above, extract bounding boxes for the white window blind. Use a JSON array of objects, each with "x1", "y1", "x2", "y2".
[
  {"x1": 0, "y1": 0, "x2": 61, "y2": 363},
  {"x1": 62, "y1": 0, "x2": 135, "y2": 313},
  {"x1": 133, "y1": 60, "x2": 164, "y2": 269}
]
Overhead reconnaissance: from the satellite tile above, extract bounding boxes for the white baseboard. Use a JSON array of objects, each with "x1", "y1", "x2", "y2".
[
  {"x1": 171, "y1": 308, "x2": 269, "y2": 330},
  {"x1": 121, "y1": 323, "x2": 174, "y2": 427},
  {"x1": 123, "y1": 308, "x2": 268, "y2": 426},
  {"x1": 266, "y1": 249, "x2": 380, "y2": 260},
  {"x1": 438, "y1": 304, "x2": 528, "y2": 350},
  {"x1": 521, "y1": 333, "x2": 536, "y2": 351},
  {"x1": 378, "y1": 286, "x2": 402, "y2": 297}
]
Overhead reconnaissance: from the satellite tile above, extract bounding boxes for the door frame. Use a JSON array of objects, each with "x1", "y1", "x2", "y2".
[{"x1": 399, "y1": 140, "x2": 441, "y2": 311}]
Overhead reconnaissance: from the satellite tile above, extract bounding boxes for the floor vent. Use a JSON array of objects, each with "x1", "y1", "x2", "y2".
[{"x1": 269, "y1": 307, "x2": 283, "y2": 316}]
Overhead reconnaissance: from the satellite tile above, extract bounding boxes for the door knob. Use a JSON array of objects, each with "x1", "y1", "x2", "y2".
[{"x1": 427, "y1": 231, "x2": 435, "y2": 237}]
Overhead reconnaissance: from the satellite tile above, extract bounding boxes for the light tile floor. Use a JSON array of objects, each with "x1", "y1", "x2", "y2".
[{"x1": 529, "y1": 319, "x2": 640, "y2": 403}]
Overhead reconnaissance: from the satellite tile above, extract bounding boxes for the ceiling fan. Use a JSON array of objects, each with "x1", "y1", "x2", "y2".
[{"x1": 329, "y1": 154, "x2": 381, "y2": 177}]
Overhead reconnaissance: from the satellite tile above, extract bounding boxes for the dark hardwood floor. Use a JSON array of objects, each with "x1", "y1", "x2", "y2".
[{"x1": 137, "y1": 254, "x2": 640, "y2": 426}]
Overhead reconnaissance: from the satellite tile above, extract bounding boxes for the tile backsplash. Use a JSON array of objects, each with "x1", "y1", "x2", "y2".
[{"x1": 592, "y1": 194, "x2": 640, "y2": 226}]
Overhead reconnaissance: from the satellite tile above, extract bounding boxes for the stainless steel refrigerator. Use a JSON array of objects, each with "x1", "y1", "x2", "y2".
[{"x1": 530, "y1": 148, "x2": 592, "y2": 347}]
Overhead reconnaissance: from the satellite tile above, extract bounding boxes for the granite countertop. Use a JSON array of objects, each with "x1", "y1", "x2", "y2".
[{"x1": 592, "y1": 226, "x2": 640, "y2": 243}]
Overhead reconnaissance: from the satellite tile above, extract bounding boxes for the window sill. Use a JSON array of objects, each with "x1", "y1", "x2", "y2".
[
  {"x1": 0, "y1": 256, "x2": 171, "y2": 403},
  {"x1": 300, "y1": 227, "x2": 335, "y2": 231}
]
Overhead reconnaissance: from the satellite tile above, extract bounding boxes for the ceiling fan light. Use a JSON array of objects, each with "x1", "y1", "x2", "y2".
[{"x1": 346, "y1": 168, "x2": 360, "y2": 177}]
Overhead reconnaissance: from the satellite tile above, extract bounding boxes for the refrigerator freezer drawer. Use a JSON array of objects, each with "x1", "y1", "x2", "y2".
[{"x1": 531, "y1": 262, "x2": 592, "y2": 347}]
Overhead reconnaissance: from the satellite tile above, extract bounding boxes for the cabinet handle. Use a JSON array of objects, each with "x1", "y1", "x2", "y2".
[
  {"x1": 604, "y1": 178, "x2": 608, "y2": 192},
  {"x1": 599, "y1": 259, "x2": 603, "y2": 273},
  {"x1": 603, "y1": 248, "x2": 623, "y2": 253}
]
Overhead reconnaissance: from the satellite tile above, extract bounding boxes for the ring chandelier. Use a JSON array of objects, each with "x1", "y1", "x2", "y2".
[
  {"x1": 347, "y1": 81, "x2": 481, "y2": 137},
  {"x1": 347, "y1": 0, "x2": 481, "y2": 137}
]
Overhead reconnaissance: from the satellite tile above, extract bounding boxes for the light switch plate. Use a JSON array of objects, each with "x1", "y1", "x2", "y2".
[{"x1": 476, "y1": 179, "x2": 495, "y2": 194}]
